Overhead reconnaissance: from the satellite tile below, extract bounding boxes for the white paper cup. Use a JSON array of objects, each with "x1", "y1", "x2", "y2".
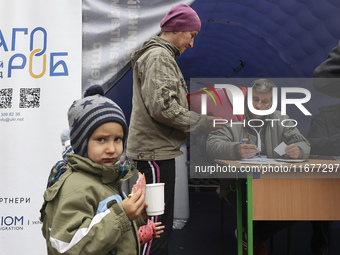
[{"x1": 145, "y1": 183, "x2": 165, "y2": 216}]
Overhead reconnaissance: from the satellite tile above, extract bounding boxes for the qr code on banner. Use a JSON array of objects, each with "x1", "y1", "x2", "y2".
[
  {"x1": 0, "y1": 88, "x2": 13, "y2": 109},
  {"x1": 19, "y1": 88, "x2": 41, "y2": 108}
]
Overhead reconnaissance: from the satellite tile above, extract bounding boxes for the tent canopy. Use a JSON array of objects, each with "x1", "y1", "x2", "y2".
[{"x1": 105, "y1": 0, "x2": 340, "y2": 135}]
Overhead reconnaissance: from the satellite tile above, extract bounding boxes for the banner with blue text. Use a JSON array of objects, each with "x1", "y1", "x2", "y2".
[{"x1": 0, "y1": 0, "x2": 82, "y2": 254}]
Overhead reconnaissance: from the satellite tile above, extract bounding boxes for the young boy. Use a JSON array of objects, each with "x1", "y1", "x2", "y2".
[{"x1": 40, "y1": 87, "x2": 153, "y2": 255}]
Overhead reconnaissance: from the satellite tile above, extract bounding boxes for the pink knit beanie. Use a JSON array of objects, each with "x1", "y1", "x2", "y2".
[{"x1": 160, "y1": 3, "x2": 201, "y2": 32}]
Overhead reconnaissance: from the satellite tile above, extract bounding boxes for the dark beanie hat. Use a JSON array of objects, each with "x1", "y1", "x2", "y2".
[
  {"x1": 160, "y1": 3, "x2": 201, "y2": 32},
  {"x1": 67, "y1": 85, "x2": 128, "y2": 157}
]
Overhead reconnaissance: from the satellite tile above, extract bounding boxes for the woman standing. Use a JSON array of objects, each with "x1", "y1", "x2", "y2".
[{"x1": 127, "y1": 3, "x2": 214, "y2": 255}]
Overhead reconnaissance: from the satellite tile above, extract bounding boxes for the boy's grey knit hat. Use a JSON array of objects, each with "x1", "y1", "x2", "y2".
[{"x1": 67, "y1": 85, "x2": 127, "y2": 157}]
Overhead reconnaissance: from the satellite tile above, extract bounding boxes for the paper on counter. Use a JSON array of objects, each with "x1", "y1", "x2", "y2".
[{"x1": 239, "y1": 158, "x2": 286, "y2": 165}]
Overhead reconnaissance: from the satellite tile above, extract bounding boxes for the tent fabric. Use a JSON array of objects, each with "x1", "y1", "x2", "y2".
[
  {"x1": 105, "y1": 0, "x2": 340, "y2": 134},
  {"x1": 178, "y1": 0, "x2": 340, "y2": 81}
]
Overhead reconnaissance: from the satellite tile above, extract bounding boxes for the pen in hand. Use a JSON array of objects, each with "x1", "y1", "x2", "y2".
[{"x1": 239, "y1": 140, "x2": 261, "y2": 152}]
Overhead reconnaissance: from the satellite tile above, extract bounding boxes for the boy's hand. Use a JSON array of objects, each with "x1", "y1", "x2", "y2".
[
  {"x1": 154, "y1": 222, "x2": 165, "y2": 238},
  {"x1": 141, "y1": 203, "x2": 149, "y2": 220},
  {"x1": 121, "y1": 189, "x2": 146, "y2": 221}
]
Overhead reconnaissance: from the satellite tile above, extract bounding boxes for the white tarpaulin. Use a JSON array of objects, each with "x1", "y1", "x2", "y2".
[
  {"x1": 82, "y1": 0, "x2": 194, "y2": 93},
  {"x1": 0, "y1": 0, "x2": 82, "y2": 254}
]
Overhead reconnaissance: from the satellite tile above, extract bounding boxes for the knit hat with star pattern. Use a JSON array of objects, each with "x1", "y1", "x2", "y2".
[{"x1": 67, "y1": 85, "x2": 128, "y2": 157}]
